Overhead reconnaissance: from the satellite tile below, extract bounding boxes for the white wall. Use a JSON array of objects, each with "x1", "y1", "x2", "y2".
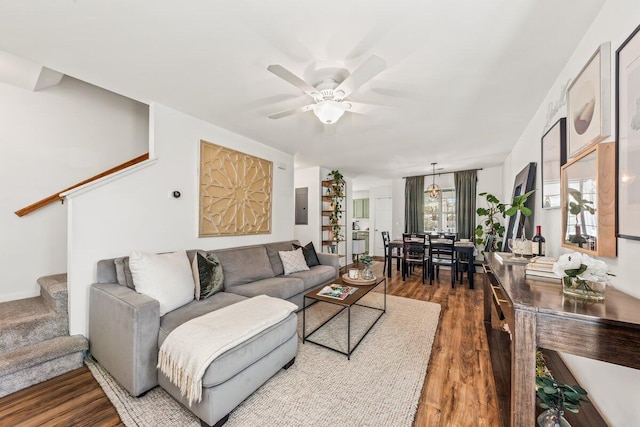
[
  {"x1": 0, "y1": 76, "x2": 148, "y2": 302},
  {"x1": 293, "y1": 166, "x2": 321, "y2": 249},
  {"x1": 66, "y1": 104, "x2": 294, "y2": 336},
  {"x1": 368, "y1": 184, "x2": 392, "y2": 256},
  {"x1": 503, "y1": 1, "x2": 640, "y2": 424}
]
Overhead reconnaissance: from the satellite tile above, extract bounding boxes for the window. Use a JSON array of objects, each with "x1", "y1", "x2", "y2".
[{"x1": 424, "y1": 188, "x2": 456, "y2": 233}]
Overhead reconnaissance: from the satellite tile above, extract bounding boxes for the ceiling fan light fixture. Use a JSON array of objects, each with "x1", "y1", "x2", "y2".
[
  {"x1": 427, "y1": 162, "x2": 441, "y2": 200},
  {"x1": 313, "y1": 100, "x2": 345, "y2": 124}
]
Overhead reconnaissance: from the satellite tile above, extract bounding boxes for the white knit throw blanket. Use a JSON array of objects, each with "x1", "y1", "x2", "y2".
[{"x1": 157, "y1": 295, "x2": 298, "y2": 405}]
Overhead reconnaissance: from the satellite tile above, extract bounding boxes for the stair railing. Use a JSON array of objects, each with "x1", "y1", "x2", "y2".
[{"x1": 15, "y1": 153, "x2": 149, "y2": 217}]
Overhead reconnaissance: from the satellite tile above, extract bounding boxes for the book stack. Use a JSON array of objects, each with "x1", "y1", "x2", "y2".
[{"x1": 525, "y1": 257, "x2": 561, "y2": 282}]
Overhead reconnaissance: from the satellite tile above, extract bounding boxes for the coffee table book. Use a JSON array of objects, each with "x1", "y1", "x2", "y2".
[{"x1": 317, "y1": 284, "x2": 358, "y2": 300}]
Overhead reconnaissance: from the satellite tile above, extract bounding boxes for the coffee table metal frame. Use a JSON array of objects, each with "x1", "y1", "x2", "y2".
[{"x1": 302, "y1": 276, "x2": 386, "y2": 360}]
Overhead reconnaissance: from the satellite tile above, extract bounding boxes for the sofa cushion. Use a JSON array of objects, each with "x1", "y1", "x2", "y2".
[
  {"x1": 129, "y1": 250, "x2": 195, "y2": 316},
  {"x1": 264, "y1": 241, "x2": 298, "y2": 276},
  {"x1": 192, "y1": 252, "x2": 224, "y2": 300},
  {"x1": 288, "y1": 265, "x2": 339, "y2": 291},
  {"x1": 201, "y1": 313, "x2": 297, "y2": 388},
  {"x1": 279, "y1": 248, "x2": 310, "y2": 275},
  {"x1": 158, "y1": 292, "x2": 248, "y2": 347},
  {"x1": 212, "y1": 246, "x2": 275, "y2": 288},
  {"x1": 225, "y1": 276, "x2": 304, "y2": 301},
  {"x1": 292, "y1": 241, "x2": 321, "y2": 267}
]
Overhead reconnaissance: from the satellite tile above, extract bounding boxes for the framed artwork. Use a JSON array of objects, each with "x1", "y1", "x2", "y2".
[
  {"x1": 541, "y1": 118, "x2": 567, "y2": 209},
  {"x1": 567, "y1": 42, "x2": 611, "y2": 158},
  {"x1": 198, "y1": 140, "x2": 272, "y2": 237},
  {"x1": 502, "y1": 162, "x2": 536, "y2": 252},
  {"x1": 616, "y1": 24, "x2": 640, "y2": 240}
]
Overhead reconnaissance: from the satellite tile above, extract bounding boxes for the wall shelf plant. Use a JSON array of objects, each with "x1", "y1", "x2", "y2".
[{"x1": 321, "y1": 170, "x2": 346, "y2": 263}]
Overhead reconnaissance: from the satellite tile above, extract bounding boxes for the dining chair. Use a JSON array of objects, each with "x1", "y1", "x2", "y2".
[
  {"x1": 382, "y1": 231, "x2": 402, "y2": 275},
  {"x1": 402, "y1": 233, "x2": 428, "y2": 283},
  {"x1": 428, "y1": 234, "x2": 457, "y2": 287},
  {"x1": 455, "y1": 236, "x2": 484, "y2": 284}
]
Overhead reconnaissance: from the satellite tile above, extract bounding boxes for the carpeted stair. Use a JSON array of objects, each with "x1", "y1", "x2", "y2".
[{"x1": 0, "y1": 274, "x2": 88, "y2": 397}]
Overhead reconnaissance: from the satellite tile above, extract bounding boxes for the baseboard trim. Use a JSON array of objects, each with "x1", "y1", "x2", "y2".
[{"x1": 0, "y1": 290, "x2": 39, "y2": 303}]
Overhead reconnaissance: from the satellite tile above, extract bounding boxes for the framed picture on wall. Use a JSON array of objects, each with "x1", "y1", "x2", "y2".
[
  {"x1": 567, "y1": 42, "x2": 611, "y2": 159},
  {"x1": 541, "y1": 118, "x2": 567, "y2": 209},
  {"x1": 616, "y1": 24, "x2": 640, "y2": 240}
]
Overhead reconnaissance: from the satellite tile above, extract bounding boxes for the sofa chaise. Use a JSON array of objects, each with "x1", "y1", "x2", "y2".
[{"x1": 89, "y1": 240, "x2": 339, "y2": 426}]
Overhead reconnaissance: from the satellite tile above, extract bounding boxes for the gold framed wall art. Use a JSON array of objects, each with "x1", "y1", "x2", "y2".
[{"x1": 199, "y1": 140, "x2": 272, "y2": 236}]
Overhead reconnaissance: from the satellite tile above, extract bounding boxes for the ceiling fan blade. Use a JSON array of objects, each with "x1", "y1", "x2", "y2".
[
  {"x1": 334, "y1": 55, "x2": 387, "y2": 100},
  {"x1": 267, "y1": 65, "x2": 321, "y2": 100},
  {"x1": 342, "y1": 101, "x2": 378, "y2": 114},
  {"x1": 268, "y1": 104, "x2": 314, "y2": 120}
]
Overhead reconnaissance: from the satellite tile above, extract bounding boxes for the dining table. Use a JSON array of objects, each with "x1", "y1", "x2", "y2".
[{"x1": 386, "y1": 239, "x2": 478, "y2": 289}]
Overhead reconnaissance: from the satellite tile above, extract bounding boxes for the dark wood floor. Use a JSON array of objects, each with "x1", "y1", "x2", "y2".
[
  {"x1": 0, "y1": 365, "x2": 123, "y2": 427},
  {"x1": 0, "y1": 260, "x2": 500, "y2": 426}
]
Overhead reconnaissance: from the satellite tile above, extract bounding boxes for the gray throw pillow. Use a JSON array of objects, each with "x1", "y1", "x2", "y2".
[
  {"x1": 113, "y1": 257, "x2": 135, "y2": 289},
  {"x1": 293, "y1": 242, "x2": 321, "y2": 267},
  {"x1": 192, "y1": 252, "x2": 224, "y2": 300}
]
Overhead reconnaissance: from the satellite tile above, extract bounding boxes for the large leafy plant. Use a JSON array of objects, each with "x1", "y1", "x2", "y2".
[{"x1": 475, "y1": 190, "x2": 534, "y2": 251}]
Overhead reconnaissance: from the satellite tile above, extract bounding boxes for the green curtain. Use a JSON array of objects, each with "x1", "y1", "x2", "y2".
[
  {"x1": 455, "y1": 170, "x2": 477, "y2": 240},
  {"x1": 404, "y1": 176, "x2": 425, "y2": 233}
]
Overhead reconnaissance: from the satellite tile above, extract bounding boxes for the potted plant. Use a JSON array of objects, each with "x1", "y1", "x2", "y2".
[
  {"x1": 535, "y1": 350, "x2": 589, "y2": 426},
  {"x1": 327, "y1": 170, "x2": 345, "y2": 251},
  {"x1": 360, "y1": 255, "x2": 374, "y2": 279},
  {"x1": 474, "y1": 193, "x2": 508, "y2": 251},
  {"x1": 475, "y1": 190, "x2": 534, "y2": 251},
  {"x1": 552, "y1": 251, "x2": 612, "y2": 301}
]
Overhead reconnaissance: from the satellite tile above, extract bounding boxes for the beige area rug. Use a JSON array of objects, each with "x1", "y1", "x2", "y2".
[{"x1": 87, "y1": 294, "x2": 441, "y2": 427}]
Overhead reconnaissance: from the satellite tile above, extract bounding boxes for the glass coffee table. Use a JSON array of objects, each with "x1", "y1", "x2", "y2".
[{"x1": 302, "y1": 275, "x2": 386, "y2": 360}]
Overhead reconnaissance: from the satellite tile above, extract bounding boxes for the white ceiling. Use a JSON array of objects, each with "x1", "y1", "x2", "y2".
[{"x1": 0, "y1": 0, "x2": 605, "y2": 181}]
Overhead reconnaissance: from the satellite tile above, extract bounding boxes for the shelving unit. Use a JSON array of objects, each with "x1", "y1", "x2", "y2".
[{"x1": 321, "y1": 179, "x2": 347, "y2": 267}]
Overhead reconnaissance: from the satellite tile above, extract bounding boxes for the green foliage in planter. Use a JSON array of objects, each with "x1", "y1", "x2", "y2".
[
  {"x1": 536, "y1": 376, "x2": 589, "y2": 413},
  {"x1": 474, "y1": 190, "x2": 535, "y2": 251},
  {"x1": 360, "y1": 255, "x2": 373, "y2": 266},
  {"x1": 328, "y1": 170, "x2": 345, "y2": 245},
  {"x1": 475, "y1": 193, "x2": 507, "y2": 250},
  {"x1": 535, "y1": 350, "x2": 589, "y2": 413}
]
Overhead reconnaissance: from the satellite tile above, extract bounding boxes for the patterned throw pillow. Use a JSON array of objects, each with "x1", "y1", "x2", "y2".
[
  {"x1": 279, "y1": 248, "x2": 311, "y2": 275},
  {"x1": 192, "y1": 252, "x2": 225, "y2": 300},
  {"x1": 292, "y1": 242, "x2": 321, "y2": 267}
]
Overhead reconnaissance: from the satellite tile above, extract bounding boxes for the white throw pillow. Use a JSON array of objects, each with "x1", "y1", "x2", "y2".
[
  {"x1": 129, "y1": 250, "x2": 195, "y2": 316},
  {"x1": 279, "y1": 248, "x2": 310, "y2": 275}
]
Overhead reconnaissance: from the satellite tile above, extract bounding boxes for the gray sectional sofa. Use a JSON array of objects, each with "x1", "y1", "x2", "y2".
[{"x1": 89, "y1": 240, "x2": 339, "y2": 427}]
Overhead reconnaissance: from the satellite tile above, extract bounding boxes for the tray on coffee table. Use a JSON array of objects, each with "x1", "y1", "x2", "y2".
[{"x1": 341, "y1": 273, "x2": 377, "y2": 285}]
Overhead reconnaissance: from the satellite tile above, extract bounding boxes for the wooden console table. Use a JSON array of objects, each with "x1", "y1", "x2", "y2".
[{"x1": 483, "y1": 253, "x2": 640, "y2": 426}]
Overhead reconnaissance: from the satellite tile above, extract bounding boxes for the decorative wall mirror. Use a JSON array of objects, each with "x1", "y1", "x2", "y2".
[
  {"x1": 502, "y1": 162, "x2": 536, "y2": 252},
  {"x1": 561, "y1": 142, "x2": 616, "y2": 257}
]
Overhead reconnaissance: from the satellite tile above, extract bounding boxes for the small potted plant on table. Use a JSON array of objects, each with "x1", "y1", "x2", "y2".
[{"x1": 360, "y1": 255, "x2": 374, "y2": 280}]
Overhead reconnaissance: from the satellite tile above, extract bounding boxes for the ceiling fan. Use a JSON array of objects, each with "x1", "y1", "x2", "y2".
[{"x1": 267, "y1": 55, "x2": 387, "y2": 124}]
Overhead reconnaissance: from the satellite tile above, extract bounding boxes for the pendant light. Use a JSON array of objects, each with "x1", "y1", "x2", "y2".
[{"x1": 427, "y1": 162, "x2": 441, "y2": 200}]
